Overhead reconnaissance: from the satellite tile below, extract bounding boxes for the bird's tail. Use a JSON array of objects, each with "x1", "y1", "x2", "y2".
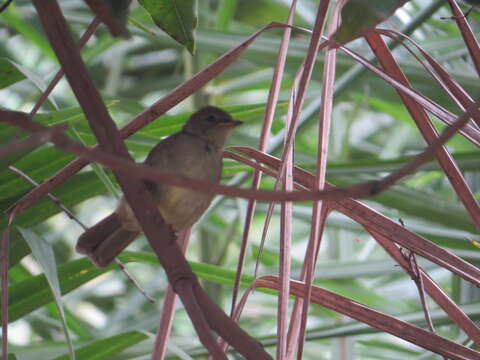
[{"x1": 76, "y1": 213, "x2": 139, "y2": 267}]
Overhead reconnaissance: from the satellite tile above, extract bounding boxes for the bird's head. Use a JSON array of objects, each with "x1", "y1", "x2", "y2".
[{"x1": 182, "y1": 106, "x2": 242, "y2": 148}]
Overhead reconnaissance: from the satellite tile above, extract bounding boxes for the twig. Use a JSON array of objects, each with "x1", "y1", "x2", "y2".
[
  {"x1": 230, "y1": 0, "x2": 298, "y2": 317},
  {"x1": 401, "y1": 247, "x2": 449, "y2": 360},
  {"x1": 398, "y1": 221, "x2": 435, "y2": 333},
  {"x1": 0, "y1": 124, "x2": 66, "y2": 159},
  {"x1": 0, "y1": 0, "x2": 13, "y2": 14},
  {"x1": 114, "y1": 259, "x2": 155, "y2": 303},
  {"x1": 152, "y1": 229, "x2": 191, "y2": 359},
  {"x1": 8, "y1": 165, "x2": 87, "y2": 230},
  {"x1": 84, "y1": 0, "x2": 129, "y2": 38},
  {"x1": 30, "y1": 17, "x2": 101, "y2": 116},
  {"x1": 402, "y1": 249, "x2": 435, "y2": 332},
  {"x1": 440, "y1": 6, "x2": 475, "y2": 20},
  {"x1": 1, "y1": 220, "x2": 11, "y2": 360}
]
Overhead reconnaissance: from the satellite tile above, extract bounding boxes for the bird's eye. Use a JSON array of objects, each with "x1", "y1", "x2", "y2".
[{"x1": 206, "y1": 115, "x2": 217, "y2": 122}]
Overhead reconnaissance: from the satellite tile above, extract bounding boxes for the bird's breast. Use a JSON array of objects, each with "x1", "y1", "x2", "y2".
[{"x1": 158, "y1": 148, "x2": 222, "y2": 230}]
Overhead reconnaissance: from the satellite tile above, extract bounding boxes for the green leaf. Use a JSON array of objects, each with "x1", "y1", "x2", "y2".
[
  {"x1": 0, "y1": 58, "x2": 26, "y2": 89},
  {"x1": 0, "y1": 147, "x2": 75, "y2": 202},
  {"x1": 45, "y1": 303, "x2": 92, "y2": 341},
  {"x1": 7, "y1": 60, "x2": 59, "y2": 110},
  {"x1": 52, "y1": 331, "x2": 148, "y2": 360},
  {"x1": 69, "y1": 127, "x2": 120, "y2": 199},
  {"x1": 216, "y1": 0, "x2": 238, "y2": 31},
  {"x1": 0, "y1": 171, "x2": 111, "y2": 269},
  {"x1": 8, "y1": 228, "x2": 31, "y2": 269},
  {"x1": 234, "y1": 0, "x2": 291, "y2": 26},
  {"x1": 0, "y1": 105, "x2": 85, "y2": 173},
  {"x1": 18, "y1": 227, "x2": 76, "y2": 360},
  {"x1": 1, "y1": 4, "x2": 56, "y2": 60},
  {"x1": 0, "y1": 136, "x2": 43, "y2": 170},
  {"x1": 251, "y1": 245, "x2": 278, "y2": 267},
  {"x1": 334, "y1": 0, "x2": 409, "y2": 43},
  {"x1": 138, "y1": 0, "x2": 198, "y2": 54},
  {"x1": 5, "y1": 253, "x2": 257, "y2": 322},
  {"x1": 6, "y1": 258, "x2": 115, "y2": 322}
]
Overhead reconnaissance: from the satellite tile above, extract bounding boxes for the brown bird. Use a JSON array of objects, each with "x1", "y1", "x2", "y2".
[{"x1": 76, "y1": 106, "x2": 242, "y2": 267}]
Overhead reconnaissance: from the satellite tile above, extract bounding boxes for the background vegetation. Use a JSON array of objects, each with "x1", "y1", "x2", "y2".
[{"x1": 0, "y1": 0, "x2": 479, "y2": 359}]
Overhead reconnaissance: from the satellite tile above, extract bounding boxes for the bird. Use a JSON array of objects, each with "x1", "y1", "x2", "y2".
[{"x1": 76, "y1": 106, "x2": 242, "y2": 267}]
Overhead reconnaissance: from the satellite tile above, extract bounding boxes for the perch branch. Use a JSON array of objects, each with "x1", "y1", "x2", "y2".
[{"x1": 31, "y1": 1, "x2": 271, "y2": 358}]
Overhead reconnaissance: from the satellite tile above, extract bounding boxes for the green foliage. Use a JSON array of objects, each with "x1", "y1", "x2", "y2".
[
  {"x1": 0, "y1": 58, "x2": 25, "y2": 89},
  {"x1": 138, "y1": 0, "x2": 198, "y2": 54},
  {"x1": 335, "y1": 0, "x2": 408, "y2": 42},
  {"x1": 52, "y1": 331, "x2": 148, "y2": 360},
  {"x1": 19, "y1": 227, "x2": 76, "y2": 359}
]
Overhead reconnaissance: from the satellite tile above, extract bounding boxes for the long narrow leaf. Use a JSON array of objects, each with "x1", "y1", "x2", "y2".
[{"x1": 18, "y1": 227, "x2": 76, "y2": 360}]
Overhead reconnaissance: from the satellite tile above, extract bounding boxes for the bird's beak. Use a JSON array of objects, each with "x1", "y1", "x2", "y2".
[{"x1": 219, "y1": 119, "x2": 243, "y2": 127}]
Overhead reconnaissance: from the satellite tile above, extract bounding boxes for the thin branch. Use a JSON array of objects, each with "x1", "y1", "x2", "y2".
[
  {"x1": 30, "y1": 17, "x2": 102, "y2": 116},
  {"x1": 0, "y1": 124, "x2": 66, "y2": 159},
  {"x1": 0, "y1": 0, "x2": 13, "y2": 14},
  {"x1": 8, "y1": 165, "x2": 86, "y2": 230},
  {"x1": 445, "y1": 0, "x2": 480, "y2": 76},
  {"x1": 230, "y1": 0, "x2": 298, "y2": 317},
  {"x1": 84, "y1": 0, "x2": 129, "y2": 38},
  {"x1": 152, "y1": 229, "x2": 191, "y2": 359},
  {"x1": 296, "y1": 2, "x2": 342, "y2": 358},
  {"x1": 370, "y1": 228, "x2": 480, "y2": 346},
  {"x1": 1, "y1": 222, "x2": 11, "y2": 360},
  {"x1": 114, "y1": 259, "x2": 156, "y2": 303},
  {"x1": 400, "y1": 220, "x2": 450, "y2": 360},
  {"x1": 1, "y1": 101, "x2": 475, "y2": 205},
  {"x1": 405, "y1": 250, "x2": 437, "y2": 330}
]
